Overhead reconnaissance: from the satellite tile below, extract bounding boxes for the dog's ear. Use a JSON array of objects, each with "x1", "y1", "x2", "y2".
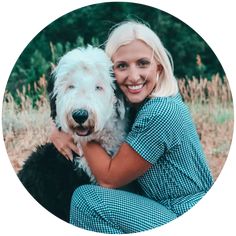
[
  {"x1": 47, "y1": 70, "x2": 57, "y2": 122},
  {"x1": 116, "y1": 98, "x2": 126, "y2": 120},
  {"x1": 113, "y1": 81, "x2": 126, "y2": 120}
]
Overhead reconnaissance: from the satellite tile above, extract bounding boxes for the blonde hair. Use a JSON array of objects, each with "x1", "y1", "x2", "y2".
[{"x1": 105, "y1": 21, "x2": 178, "y2": 97}]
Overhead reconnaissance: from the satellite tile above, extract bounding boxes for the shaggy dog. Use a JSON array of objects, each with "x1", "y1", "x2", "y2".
[{"x1": 18, "y1": 46, "x2": 140, "y2": 223}]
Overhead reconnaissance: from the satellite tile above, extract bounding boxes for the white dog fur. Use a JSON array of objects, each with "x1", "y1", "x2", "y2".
[{"x1": 51, "y1": 46, "x2": 127, "y2": 182}]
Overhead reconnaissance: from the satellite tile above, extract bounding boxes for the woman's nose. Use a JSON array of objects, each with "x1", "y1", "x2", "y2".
[{"x1": 128, "y1": 65, "x2": 140, "y2": 82}]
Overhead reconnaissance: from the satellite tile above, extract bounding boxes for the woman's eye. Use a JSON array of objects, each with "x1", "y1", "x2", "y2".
[
  {"x1": 95, "y1": 85, "x2": 103, "y2": 91},
  {"x1": 115, "y1": 63, "x2": 127, "y2": 70},
  {"x1": 138, "y1": 59, "x2": 150, "y2": 67}
]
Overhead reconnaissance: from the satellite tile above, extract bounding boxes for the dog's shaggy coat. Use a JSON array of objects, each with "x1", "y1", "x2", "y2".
[{"x1": 18, "y1": 46, "x2": 140, "y2": 222}]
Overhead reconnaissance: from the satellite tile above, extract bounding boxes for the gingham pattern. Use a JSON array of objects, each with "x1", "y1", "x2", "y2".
[
  {"x1": 126, "y1": 93, "x2": 213, "y2": 216},
  {"x1": 69, "y1": 93, "x2": 213, "y2": 233},
  {"x1": 70, "y1": 185, "x2": 177, "y2": 234}
]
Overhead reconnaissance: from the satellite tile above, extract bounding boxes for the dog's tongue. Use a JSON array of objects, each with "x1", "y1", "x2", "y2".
[{"x1": 76, "y1": 126, "x2": 90, "y2": 136}]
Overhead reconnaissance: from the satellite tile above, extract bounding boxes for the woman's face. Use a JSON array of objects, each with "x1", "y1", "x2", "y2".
[{"x1": 112, "y1": 40, "x2": 160, "y2": 104}]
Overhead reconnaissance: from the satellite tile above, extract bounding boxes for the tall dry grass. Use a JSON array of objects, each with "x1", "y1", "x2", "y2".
[
  {"x1": 2, "y1": 76, "x2": 51, "y2": 171},
  {"x1": 2, "y1": 75, "x2": 234, "y2": 180},
  {"x1": 178, "y1": 74, "x2": 233, "y2": 179},
  {"x1": 178, "y1": 74, "x2": 232, "y2": 105}
]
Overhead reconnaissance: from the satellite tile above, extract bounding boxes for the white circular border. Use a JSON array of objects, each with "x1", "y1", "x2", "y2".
[{"x1": 0, "y1": 1, "x2": 235, "y2": 235}]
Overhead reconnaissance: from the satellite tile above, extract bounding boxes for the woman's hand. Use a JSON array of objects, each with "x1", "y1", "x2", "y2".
[{"x1": 50, "y1": 122, "x2": 80, "y2": 161}]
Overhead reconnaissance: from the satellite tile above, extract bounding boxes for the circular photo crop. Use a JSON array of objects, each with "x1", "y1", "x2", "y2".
[{"x1": 2, "y1": 2, "x2": 234, "y2": 234}]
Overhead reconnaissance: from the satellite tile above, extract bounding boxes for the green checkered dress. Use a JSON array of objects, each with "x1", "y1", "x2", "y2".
[{"x1": 70, "y1": 93, "x2": 213, "y2": 234}]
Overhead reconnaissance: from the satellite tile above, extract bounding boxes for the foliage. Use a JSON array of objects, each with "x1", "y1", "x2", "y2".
[{"x1": 6, "y1": 2, "x2": 225, "y2": 102}]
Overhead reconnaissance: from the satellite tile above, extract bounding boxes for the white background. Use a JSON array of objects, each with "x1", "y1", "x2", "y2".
[{"x1": 0, "y1": 0, "x2": 235, "y2": 235}]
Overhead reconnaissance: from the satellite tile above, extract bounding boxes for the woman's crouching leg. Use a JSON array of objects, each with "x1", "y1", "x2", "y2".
[
  {"x1": 69, "y1": 184, "x2": 124, "y2": 234},
  {"x1": 69, "y1": 184, "x2": 177, "y2": 234}
]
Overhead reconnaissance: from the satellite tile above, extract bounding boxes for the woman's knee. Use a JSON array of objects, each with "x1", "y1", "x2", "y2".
[
  {"x1": 70, "y1": 185, "x2": 110, "y2": 225},
  {"x1": 71, "y1": 185, "x2": 106, "y2": 211},
  {"x1": 71, "y1": 185, "x2": 94, "y2": 211},
  {"x1": 72, "y1": 184, "x2": 93, "y2": 198}
]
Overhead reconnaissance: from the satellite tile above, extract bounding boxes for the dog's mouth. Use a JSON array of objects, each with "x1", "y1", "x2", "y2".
[{"x1": 74, "y1": 125, "x2": 94, "y2": 136}]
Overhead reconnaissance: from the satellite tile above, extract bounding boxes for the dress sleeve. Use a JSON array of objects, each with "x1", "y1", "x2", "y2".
[{"x1": 125, "y1": 109, "x2": 183, "y2": 164}]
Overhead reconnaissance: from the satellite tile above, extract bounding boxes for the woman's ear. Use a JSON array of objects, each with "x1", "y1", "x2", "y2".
[{"x1": 157, "y1": 64, "x2": 163, "y2": 73}]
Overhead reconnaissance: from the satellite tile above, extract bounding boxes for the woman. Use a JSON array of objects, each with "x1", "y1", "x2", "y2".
[{"x1": 50, "y1": 21, "x2": 213, "y2": 233}]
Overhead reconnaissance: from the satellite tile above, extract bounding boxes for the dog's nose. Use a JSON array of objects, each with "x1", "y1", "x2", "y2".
[{"x1": 72, "y1": 109, "x2": 89, "y2": 124}]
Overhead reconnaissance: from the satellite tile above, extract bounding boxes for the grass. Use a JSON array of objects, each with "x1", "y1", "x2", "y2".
[{"x1": 188, "y1": 102, "x2": 233, "y2": 179}]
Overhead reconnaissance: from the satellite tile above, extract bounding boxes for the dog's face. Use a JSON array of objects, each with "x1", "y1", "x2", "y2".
[{"x1": 51, "y1": 46, "x2": 125, "y2": 139}]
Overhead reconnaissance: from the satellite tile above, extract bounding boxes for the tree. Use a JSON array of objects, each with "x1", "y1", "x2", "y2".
[{"x1": 6, "y1": 2, "x2": 225, "y2": 99}]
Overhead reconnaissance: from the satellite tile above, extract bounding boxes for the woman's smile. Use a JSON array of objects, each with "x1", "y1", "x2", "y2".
[
  {"x1": 127, "y1": 83, "x2": 145, "y2": 94},
  {"x1": 112, "y1": 40, "x2": 159, "y2": 104}
]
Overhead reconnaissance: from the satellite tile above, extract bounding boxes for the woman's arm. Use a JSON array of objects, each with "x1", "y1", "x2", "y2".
[{"x1": 81, "y1": 142, "x2": 152, "y2": 188}]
